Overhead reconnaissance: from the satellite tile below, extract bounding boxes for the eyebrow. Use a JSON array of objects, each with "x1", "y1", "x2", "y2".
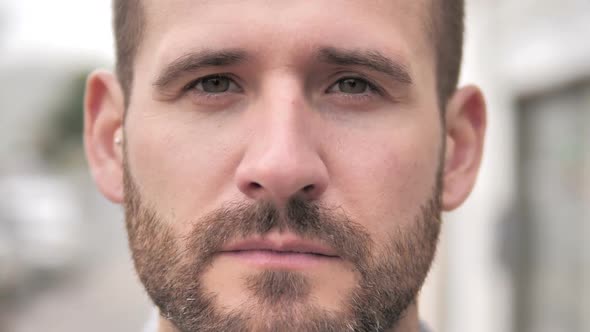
[
  {"x1": 153, "y1": 49, "x2": 249, "y2": 88},
  {"x1": 316, "y1": 47, "x2": 413, "y2": 85},
  {"x1": 152, "y1": 46, "x2": 412, "y2": 89}
]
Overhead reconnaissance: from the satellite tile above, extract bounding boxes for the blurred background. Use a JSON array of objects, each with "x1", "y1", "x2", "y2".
[{"x1": 0, "y1": 1, "x2": 588, "y2": 332}]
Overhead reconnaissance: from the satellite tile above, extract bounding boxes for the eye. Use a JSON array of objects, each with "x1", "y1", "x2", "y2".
[
  {"x1": 327, "y1": 77, "x2": 376, "y2": 95},
  {"x1": 187, "y1": 75, "x2": 240, "y2": 94}
]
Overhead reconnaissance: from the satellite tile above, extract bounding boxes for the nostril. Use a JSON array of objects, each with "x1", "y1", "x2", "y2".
[
  {"x1": 250, "y1": 182, "x2": 263, "y2": 190},
  {"x1": 303, "y1": 184, "x2": 315, "y2": 193}
]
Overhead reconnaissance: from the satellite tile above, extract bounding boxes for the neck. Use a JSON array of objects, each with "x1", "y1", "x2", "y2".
[
  {"x1": 391, "y1": 302, "x2": 420, "y2": 332},
  {"x1": 157, "y1": 302, "x2": 420, "y2": 332},
  {"x1": 157, "y1": 317, "x2": 177, "y2": 332}
]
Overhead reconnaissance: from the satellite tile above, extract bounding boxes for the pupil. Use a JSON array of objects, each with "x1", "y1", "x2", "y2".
[{"x1": 340, "y1": 79, "x2": 366, "y2": 93}]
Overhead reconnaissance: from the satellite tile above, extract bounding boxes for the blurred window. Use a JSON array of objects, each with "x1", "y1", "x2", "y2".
[{"x1": 515, "y1": 80, "x2": 590, "y2": 332}]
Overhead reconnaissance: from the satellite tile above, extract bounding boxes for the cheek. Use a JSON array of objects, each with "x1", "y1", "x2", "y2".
[
  {"x1": 125, "y1": 106, "x2": 245, "y2": 229},
  {"x1": 326, "y1": 113, "x2": 441, "y2": 240}
]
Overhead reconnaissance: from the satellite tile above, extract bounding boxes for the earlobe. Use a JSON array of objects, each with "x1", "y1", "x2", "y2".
[
  {"x1": 441, "y1": 85, "x2": 487, "y2": 211},
  {"x1": 84, "y1": 70, "x2": 126, "y2": 203}
]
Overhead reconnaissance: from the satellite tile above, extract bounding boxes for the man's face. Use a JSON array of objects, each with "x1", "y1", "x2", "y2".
[
  {"x1": 85, "y1": 0, "x2": 486, "y2": 331},
  {"x1": 128, "y1": 0, "x2": 439, "y2": 330}
]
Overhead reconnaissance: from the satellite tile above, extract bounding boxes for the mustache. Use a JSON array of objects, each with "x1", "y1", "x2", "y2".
[{"x1": 185, "y1": 197, "x2": 373, "y2": 270}]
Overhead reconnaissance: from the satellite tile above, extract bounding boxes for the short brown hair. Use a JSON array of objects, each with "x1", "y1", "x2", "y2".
[
  {"x1": 113, "y1": 0, "x2": 143, "y2": 100},
  {"x1": 113, "y1": 0, "x2": 464, "y2": 107},
  {"x1": 431, "y1": 0, "x2": 465, "y2": 107}
]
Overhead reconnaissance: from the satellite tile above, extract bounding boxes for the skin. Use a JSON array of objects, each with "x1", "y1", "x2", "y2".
[{"x1": 84, "y1": 1, "x2": 486, "y2": 331}]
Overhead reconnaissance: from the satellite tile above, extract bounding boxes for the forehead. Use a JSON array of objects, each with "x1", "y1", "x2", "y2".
[
  {"x1": 140, "y1": 0, "x2": 433, "y2": 61},
  {"x1": 142, "y1": 0, "x2": 432, "y2": 25}
]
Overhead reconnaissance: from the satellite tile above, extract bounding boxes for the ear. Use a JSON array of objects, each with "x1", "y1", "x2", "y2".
[
  {"x1": 441, "y1": 85, "x2": 487, "y2": 211},
  {"x1": 84, "y1": 70, "x2": 126, "y2": 203}
]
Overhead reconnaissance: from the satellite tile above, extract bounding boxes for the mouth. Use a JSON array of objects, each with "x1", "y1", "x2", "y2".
[{"x1": 218, "y1": 233, "x2": 340, "y2": 269}]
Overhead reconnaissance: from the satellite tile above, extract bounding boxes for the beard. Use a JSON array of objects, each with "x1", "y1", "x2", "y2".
[{"x1": 123, "y1": 165, "x2": 442, "y2": 332}]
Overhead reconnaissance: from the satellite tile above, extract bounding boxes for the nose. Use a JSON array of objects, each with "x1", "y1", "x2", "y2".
[{"x1": 235, "y1": 95, "x2": 329, "y2": 206}]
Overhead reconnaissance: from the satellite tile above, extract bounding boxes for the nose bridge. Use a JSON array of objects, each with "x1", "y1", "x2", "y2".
[
  {"x1": 235, "y1": 75, "x2": 328, "y2": 205},
  {"x1": 264, "y1": 83, "x2": 309, "y2": 163}
]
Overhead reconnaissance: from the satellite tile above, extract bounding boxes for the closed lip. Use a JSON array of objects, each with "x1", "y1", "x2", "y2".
[{"x1": 220, "y1": 233, "x2": 339, "y2": 257}]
